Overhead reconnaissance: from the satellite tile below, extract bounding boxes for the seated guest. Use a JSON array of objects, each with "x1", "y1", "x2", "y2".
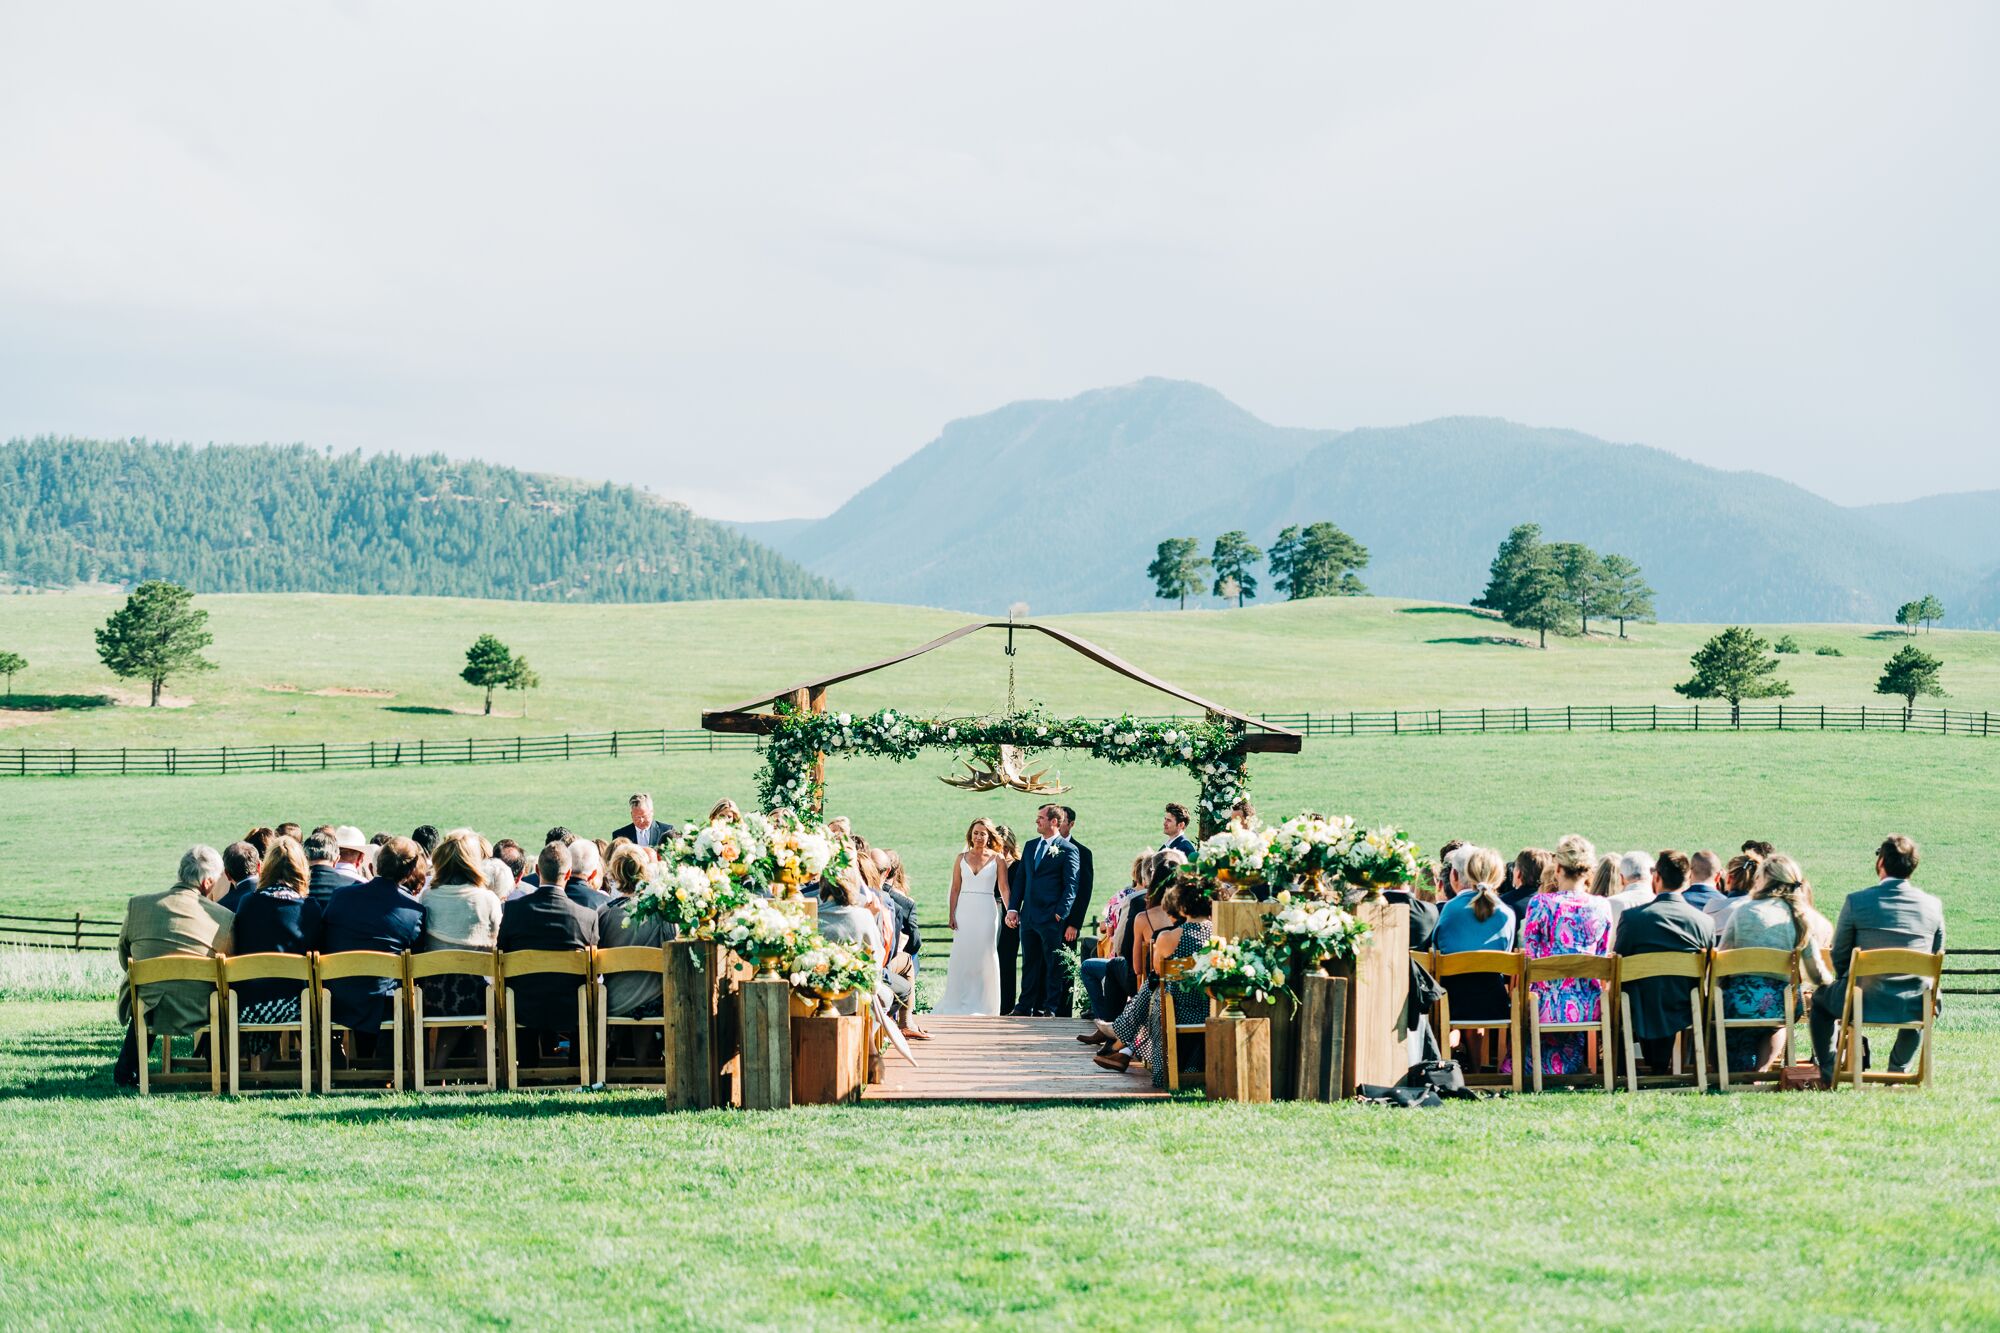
[
  {"x1": 1719, "y1": 853, "x2": 1832, "y2": 1073},
  {"x1": 816, "y1": 867, "x2": 885, "y2": 958},
  {"x1": 493, "y1": 839, "x2": 528, "y2": 892},
  {"x1": 218, "y1": 841, "x2": 262, "y2": 913},
  {"x1": 112, "y1": 846, "x2": 233, "y2": 1086},
  {"x1": 1810, "y1": 835, "x2": 1945, "y2": 1084},
  {"x1": 303, "y1": 829, "x2": 349, "y2": 910},
  {"x1": 708, "y1": 798, "x2": 741, "y2": 824},
  {"x1": 1228, "y1": 797, "x2": 1257, "y2": 830},
  {"x1": 1613, "y1": 849, "x2": 1716, "y2": 1072},
  {"x1": 1522, "y1": 836, "x2": 1613, "y2": 1077},
  {"x1": 1160, "y1": 802, "x2": 1197, "y2": 858},
  {"x1": 409, "y1": 825, "x2": 441, "y2": 857},
  {"x1": 1710, "y1": 852, "x2": 1763, "y2": 932},
  {"x1": 1607, "y1": 851, "x2": 1655, "y2": 928},
  {"x1": 1098, "y1": 875, "x2": 1213, "y2": 1087},
  {"x1": 1501, "y1": 848, "x2": 1555, "y2": 941},
  {"x1": 1588, "y1": 853, "x2": 1619, "y2": 900},
  {"x1": 1681, "y1": 851, "x2": 1725, "y2": 915},
  {"x1": 872, "y1": 849, "x2": 927, "y2": 1039},
  {"x1": 318, "y1": 836, "x2": 429, "y2": 1040},
  {"x1": 1381, "y1": 876, "x2": 1439, "y2": 952},
  {"x1": 614, "y1": 793, "x2": 672, "y2": 849},
  {"x1": 419, "y1": 830, "x2": 504, "y2": 1018},
  {"x1": 1434, "y1": 840, "x2": 1467, "y2": 899},
  {"x1": 1433, "y1": 848, "x2": 1516, "y2": 1065},
  {"x1": 1743, "y1": 839, "x2": 1776, "y2": 858},
  {"x1": 562, "y1": 841, "x2": 613, "y2": 911},
  {"x1": 1081, "y1": 853, "x2": 1155, "y2": 1029},
  {"x1": 485, "y1": 856, "x2": 518, "y2": 900},
  {"x1": 275, "y1": 822, "x2": 302, "y2": 842},
  {"x1": 243, "y1": 826, "x2": 276, "y2": 857},
  {"x1": 330, "y1": 826, "x2": 371, "y2": 881},
  {"x1": 498, "y1": 843, "x2": 599, "y2": 1041},
  {"x1": 231, "y1": 837, "x2": 322, "y2": 1054},
  {"x1": 599, "y1": 846, "x2": 674, "y2": 1020}
]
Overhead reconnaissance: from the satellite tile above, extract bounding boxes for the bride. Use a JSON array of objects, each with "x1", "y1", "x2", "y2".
[{"x1": 934, "y1": 817, "x2": 1008, "y2": 1016}]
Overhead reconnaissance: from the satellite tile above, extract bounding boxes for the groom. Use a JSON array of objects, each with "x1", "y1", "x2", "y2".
[{"x1": 1005, "y1": 803, "x2": 1082, "y2": 1017}]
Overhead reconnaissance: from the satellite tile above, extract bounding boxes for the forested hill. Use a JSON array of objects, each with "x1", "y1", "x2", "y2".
[{"x1": 0, "y1": 438, "x2": 846, "y2": 603}]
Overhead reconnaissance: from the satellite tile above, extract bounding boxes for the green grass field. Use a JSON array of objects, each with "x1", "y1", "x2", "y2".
[{"x1": 4, "y1": 594, "x2": 1997, "y2": 1328}]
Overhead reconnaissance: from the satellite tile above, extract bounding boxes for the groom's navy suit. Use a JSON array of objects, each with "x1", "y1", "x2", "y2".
[{"x1": 1008, "y1": 834, "x2": 1081, "y2": 1015}]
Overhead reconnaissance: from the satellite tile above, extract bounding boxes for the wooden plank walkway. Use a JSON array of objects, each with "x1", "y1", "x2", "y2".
[{"x1": 863, "y1": 1015, "x2": 1167, "y2": 1102}]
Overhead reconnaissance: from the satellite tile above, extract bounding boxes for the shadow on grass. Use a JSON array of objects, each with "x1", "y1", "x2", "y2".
[
  {"x1": 1396, "y1": 606, "x2": 1498, "y2": 619},
  {"x1": 276, "y1": 1093, "x2": 666, "y2": 1124},
  {"x1": 1864, "y1": 631, "x2": 1915, "y2": 641},
  {"x1": 382, "y1": 705, "x2": 456, "y2": 716},
  {"x1": 0, "y1": 693, "x2": 114, "y2": 712},
  {"x1": 1428, "y1": 636, "x2": 1534, "y2": 648},
  {"x1": 0, "y1": 1032, "x2": 126, "y2": 1099}
]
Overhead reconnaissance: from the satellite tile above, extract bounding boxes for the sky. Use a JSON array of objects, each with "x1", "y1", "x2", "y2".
[{"x1": 2, "y1": 3, "x2": 1994, "y2": 520}]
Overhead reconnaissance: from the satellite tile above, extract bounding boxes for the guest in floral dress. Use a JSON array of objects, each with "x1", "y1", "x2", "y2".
[
  {"x1": 1718, "y1": 854, "x2": 1832, "y2": 1072},
  {"x1": 1099, "y1": 876, "x2": 1213, "y2": 1089},
  {"x1": 1521, "y1": 835, "x2": 1614, "y2": 1076}
]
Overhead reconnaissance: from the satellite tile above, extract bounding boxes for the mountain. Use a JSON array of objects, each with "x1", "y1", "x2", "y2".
[
  {"x1": 771, "y1": 380, "x2": 1992, "y2": 623},
  {"x1": 1857, "y1": 491, "x2": 2000, "y2": 578},
  {"x1": 0, "y1": 437, "x2": 847, "y2": 603}
]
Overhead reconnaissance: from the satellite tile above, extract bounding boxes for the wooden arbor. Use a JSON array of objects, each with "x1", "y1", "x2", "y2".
[{"x1": 700, "y1": 620, "x2": 1302, "y2": 834}]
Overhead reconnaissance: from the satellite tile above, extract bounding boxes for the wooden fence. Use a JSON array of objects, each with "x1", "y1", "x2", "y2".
[{"x1": 1256, "y1": 703, "x2": 2000, "y2": 737}]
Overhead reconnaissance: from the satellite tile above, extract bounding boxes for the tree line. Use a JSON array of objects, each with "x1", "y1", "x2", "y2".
[
  {"x1": 1147, "y1": 522, "x2": 1371, "y2": 609},
  {"x1": 1473, "y1": 523, "x2": 1654, "y2": 647}
]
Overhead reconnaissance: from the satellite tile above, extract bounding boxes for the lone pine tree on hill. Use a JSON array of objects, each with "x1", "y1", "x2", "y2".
[
  {"x1": 93, "y1": 580, "x2": 215, "y2": 706},
  {"x1": 1208, "y1": 531, "x2": 1262, "y2": 607},
  {"x1": 1268, "y1": 522, "x2": 1369, "y2": 600},
  {"x1": 1675, "y1": 626, "x2": 1793, "y2": 725},
  {"x1": 1146, "y1": 538, "x2": 1210, "y2": 609},
  {"x1": 461, "y1": 634, "x2": 536, "y2": 715},
  {"x1": 0, "y1": 649, "x2": 23, "y2": 696},
  {"x1": 1599, "y1": 553, "x2": 1655, "y2": 638},
  {"x1": 1876, "y1": 644, "x2": 1946, "y2": 717}
]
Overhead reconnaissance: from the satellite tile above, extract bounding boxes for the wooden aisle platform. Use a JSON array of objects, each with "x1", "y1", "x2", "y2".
[{"x1": 862, "y1": 1015, "x2": 1168, "y2": 1102}]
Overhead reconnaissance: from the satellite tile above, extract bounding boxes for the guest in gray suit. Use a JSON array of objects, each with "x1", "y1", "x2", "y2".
[
  {"x1": 1809, "y1": 835, "x2": 1946, "y2": 1082},
  {"x1": 1613, "y1": 849, "x2": 1717, "y2": 1071}
]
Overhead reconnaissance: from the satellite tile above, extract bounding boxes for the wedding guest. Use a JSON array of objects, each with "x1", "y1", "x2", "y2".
[
  {"x1": 1682, "y1": 851, "x2": 1725, "y2": 915},
  {"x1": 1613, "y1": 850, "x2": 1716, "y2": 1072},
  {"x1": 303, "y1": 829, "x2": 349, "y2": 910},
  {"x1": 1229, "y1": 797, "x2": 1257, "y2": 829},
  {"x1": 218, "y1": 841, "x2": 262, "y2": 913},
  {"x1": 493, "y1": 839, "x2": 528, "y2": 892},
  {"x1": 1079, "y1": 851, "x2": 1173, "y2": 1034},
  {"x1": 111, "y1": 846, "x2": 232, "y2": 1086},
  {"x1": 242, "y1": 826, "x2": 276, "y2": 857},
  {"x1": 1433, "y1": 847, "x2": 1514, "y2": 1067},
  {"x1": 563, "y1": 841, "x2": 612, "y2": 911},
  {"x1": 1809, "y1": 835, "x2": 1945, "y2": 1084},
  {"x1": 230, "y1": 838, "x2": 321, "y2": 1056},
  {"x1": 332, "y1": 826, "x2": 371, "y2": 881},
  {"x1": 1742, "y1": 839, "x2": 1776, "y2": 858},
  {"x1": 275, "y1": 822, "x2": 302, "y2": 843},
  {"x1": 410, "y1": 825, "x2": 441, "y2": 856},
  {"x1": 1501, "y1": 848, "x2": 1554, "y2": 940},
  {"x1": 1711, "y1": 852, "x2": 1764, "y2": 932},
  {"x1": 1521, "y1": 835, "x2": 1613, "y2": 1077},
  {"x1": 614, "y1": 793, "x2": 671, "y2": 849},
  {"x1": 1718, "y1": 853, "x2": 1832, "y2": 1073},
  {"x1": 419, "y1": 831, "x2": 503, "y2": 1018},
  {"x1": 816, "y1": 866, "x2": 884, "y2": 958},
  {"x1": 498, "y1": 843, "x2": 599, "y2": 1042},
  {"x1": 1435, "y1": 840, "x2": 1467, "y2": 898},
  {"x1": 318, "y1": 836, "x2": 429, "y2": 1043},
  {"x1": 599, "y1": 846, "x2": 673, "y2": 1020},
  {"x1": 1160, "y1": 803, "x2": 1197, "y2": 859},
  {"x1": 1608, "y1": 851, "x2": 1655, "y2": 926},
  {"x1": 707, "y1": 798, "x2": 741, "y2": 824},
  {"x1": 1098, "y1": 875, "x2": 1213, "y2": 1087},
  {"x1": 1588, "y1": 854, "x2": 1619, "y2": 899},
  {"x1": 484, "y1": 856, "x2": 517, "y2": 901},
  {"x1": 994, "y1": 823, "x2": 1021, "y2": 1016}
]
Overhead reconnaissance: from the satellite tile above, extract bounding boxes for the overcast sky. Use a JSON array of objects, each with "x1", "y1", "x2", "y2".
[{"x1": 2, "y1": 3, "x2": 1994, "y2": 519}]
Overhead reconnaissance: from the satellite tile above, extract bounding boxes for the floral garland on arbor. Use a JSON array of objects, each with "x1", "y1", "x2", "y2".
[{"x1": 756, "y1": 702, "x2": 1251, "y2": 833}]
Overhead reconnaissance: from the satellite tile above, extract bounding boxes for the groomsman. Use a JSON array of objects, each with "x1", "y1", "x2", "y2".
[
  {"x1": 1161, "y1": 802, "x2": 1197, "y2": 858},
  {"x1": 1005, "y1": 804, "x2": 1081, "y2": 1017},
  {"x1": 1058, "y1": 806, "x2": 1095, "y2": 1018}
]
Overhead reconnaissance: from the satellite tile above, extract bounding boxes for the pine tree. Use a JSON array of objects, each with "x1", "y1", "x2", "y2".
[
  {"x1": 503, "y1": 659, "x2": 541, "y2": 717},
  {"x1": 1550, "y1": 542, "x2": 1611, "y2": 636},
  {"x1": 1916, "y1": 594, "x2": 1945, "y2": 634},
  {"x1": 0, "y1": 649, "x2": 22, "y2": 696},
  {"x1": 1895, "y1": 601, "x2": 1920, "y2": 636},
  {"x1": 1675, "y1": 627, "x2": 1794, "y2": 725},
  {"x1": 93, "y1": 580, "x2": 215, "y2": 706},
  {"x1": 1472, "y1": 523, "x2": 1543, "y2": 618},
  {"x1": 1269, "y1": 522, "x2": 1369, "y2": 599},
  {"x1": 1599, "y1": 553, "x2": 1655, "y2": 638},
  {"x1": 1209, "y1": 531, "x2": 1262, "y2": 607},
  {"x1": 1876, "y1": 644, "x2": 1945, "y2": 717},
  {"x1": 461, "y1": 634, "x2": 530, "y2": 715},
  {"x1": 1473, "y1": 524, "x2": 1574, "y2": 647},
  {"x1": 1146, "y1": 538, "x2": 1209, "y2": 609}
]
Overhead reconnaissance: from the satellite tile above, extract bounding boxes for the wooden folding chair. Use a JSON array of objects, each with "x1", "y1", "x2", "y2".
[
  {"x1": 408, "y1": 950, "x2": 498, "y2": 1092},
  {"x1": 128, "y1": 954, "x2": 223, "y2": 1095},
  {"x1": 1615, "y1": 952, "x2": 1708, "y2": 1092},
  {"x1": 1525, "y1": 954, "x2": 1616, "y2": 1092},
  {"x1": 593, "y1": 945, "x2": 668, "y2": 1087},
  {"x1": 315, "y1": 951, "x2": 407, "y2": 1093},
  {"x1": 1155, "y1": 957, "x2": 1208, "y2": 1091},
  {"x1": 1432, "y1": 949, "x2": 1523, "y2": 1092},
  {"x1": 221, "y1": 953, "x2": 314, "y2": 1095},
  {"x1": 1709, "y1": 947, "x2": 1799, "y2": 1091},
  {"x1": 500, "y1": 949, "x2": 593, "y2": 1090},
  {"x1": 1835, "y1": 947, "x2": 1944, "y2": 1089}
]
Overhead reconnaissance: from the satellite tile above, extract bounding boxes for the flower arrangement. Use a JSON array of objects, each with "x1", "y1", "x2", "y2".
[
  {"x1": 1266, "y1": 814, "x2": 1358, "y2": 896},
  {"x1": 1186, "y1": 934, "x2": 1291, "y2": 1014},
  {"x1": 785, "y1": 933, "x2": 880, "y2": 1010},
  {"x1": 625, "y1": 860, "x2": 753, "y2": 938},
  {"x1": 1262, "y1": 893, "x2": 1370, "y2": 971},
  {"x1": 1342, "y1": 826, "x2": 1426, "y2": 893},
  {"x1": 1194, "y1": 822, "x2": 1278, "y2": 891},
  {"x1": 756, "y1": 808, "x2": 848, "y2": 896},
  {"x1": 715, "y1": 898, "x2": 814, "y2": 975}
]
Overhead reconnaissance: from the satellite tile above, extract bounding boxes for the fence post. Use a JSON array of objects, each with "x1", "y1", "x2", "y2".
[
  {"x1": 321, "y1": 742, "x2": 327, "y2": 771},
  {"x1": 221, "y1": 744, "x2": 228, "y2": 775},
  {"x1": 1566, "y1": 705, "x2": 1572, "y2": 732},
  {"x1": 419, "y1": 738, "x2": 426, "y2": 765},
  {"x1": 121, "y1": 748, "x2": 127, "y2": 776},
  {"x1": 566, "y1": 734, "x2": 572, "y2": 761},
  {"x1": 73, "y1": 912, "x2": 82, "y2": 952},
  {"x1": 517, "y1": 737, "x2": 524, "y2": 763},
  {"x1": 612, "y1": 730, "x2": 620, "y2": 758}
]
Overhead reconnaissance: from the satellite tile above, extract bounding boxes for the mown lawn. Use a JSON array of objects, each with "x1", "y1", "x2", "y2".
[{"x1": 2, "y1": 993, "x2": 1997, "y2": 1329}]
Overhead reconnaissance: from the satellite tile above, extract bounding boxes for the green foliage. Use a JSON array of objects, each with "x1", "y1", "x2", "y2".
[
  {"x1": 92, "y1": 580, "x2": 215, "y2": 706},
  {"x1": 1815, "y1": 645, "x2": 1845, "y2": 657},
  {"x1": 0, "y1": 649, "x2": 23, "y2": 695},
  {"x1": 1916, "y1": 593, "x2": 1946, "y2": 633},
  {"x1": 1473, "y1": 524, "x2": 1574, "y2": 648},
  {"x1": 1599, "y1": 553, "x2": 1656, "y2": 637},
  {"x1": 460, "y1": 634, "x2": 535, "y2": 715},
  {"x1": 1208, "y1": 530, "x2": 1262, "y2": 607},
  {"x1": 1145, "y1": 537, "x2": 1210, "y2": 609},
  {"x1": 1877, "y1": 645, "x2": 1947, "y2": 710},
  {"x1": 1774, "y1": 634, "x2": 1801, "y2": 654},
  {"x1": 0, "y1": 437, "x2": 843, "y2": 603},
  {"x1": 1269, "y1": 522, "x2": 1369, "y2": 600},
  {"x1": 1675, "y1": 626, "x2": 1794, "y2": 719},
  {"x1": 1551, "y1": 542, "x2": 1611, "y2": 635}
]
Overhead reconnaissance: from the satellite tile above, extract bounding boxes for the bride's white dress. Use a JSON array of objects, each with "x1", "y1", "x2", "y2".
[{"x1": 935, "y1": 854, "x2": 1002, "y2": 1016}]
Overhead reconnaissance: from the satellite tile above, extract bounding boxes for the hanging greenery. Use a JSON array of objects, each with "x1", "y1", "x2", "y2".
[{"x1": 756, "y1": 701, "x2": 1251, "y2": 833}]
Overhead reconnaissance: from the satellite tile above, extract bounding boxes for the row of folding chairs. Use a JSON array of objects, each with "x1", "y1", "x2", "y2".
[
  {"x1": 1418, "y1": 945, "x2": 1943, "y2": 1094},
  {"x1": 125, "y1": 945, "x2": 675, "y2": 1095}
]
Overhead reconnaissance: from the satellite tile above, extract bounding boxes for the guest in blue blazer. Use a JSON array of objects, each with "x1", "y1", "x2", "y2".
[
  {"x1": 317, "y1": 836, "x2": 428, "y2": 1038},
  {"x1": 1679, "y1": 851, "x2": 1726, "y2": 916},
  {"x1": 1161, "y1": 803, "x2": 1198, "y2": 860}
]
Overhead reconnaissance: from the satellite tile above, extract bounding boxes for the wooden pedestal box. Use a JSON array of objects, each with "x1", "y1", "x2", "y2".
[
  {"x1": 738, "y1": 977, "x2": 792, "y2": 1110},
  {"x1": 1204, "y1": 1014, "x2": 1272, "y2": 1102},
  {"x1": 791, "y1": 1012, "x2": 864, "y2": 1105}
]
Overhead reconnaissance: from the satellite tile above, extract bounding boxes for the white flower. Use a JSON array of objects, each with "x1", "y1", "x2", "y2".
[{"x1": 838, "y1": 713, "x2": 852, "y2": 726}]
